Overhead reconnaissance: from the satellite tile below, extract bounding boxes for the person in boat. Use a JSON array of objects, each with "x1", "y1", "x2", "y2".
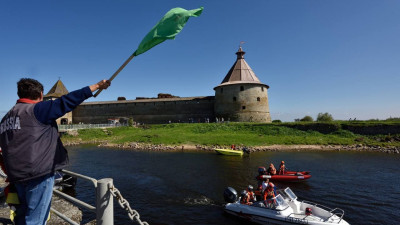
[
  {"x1": 240, "y1": 190, "x2": 252, "y2": 205},
  {"x1": 255, "y1": 178, "x2": 269, "y2": 201},
  {"x1": 247, "y1": 185, "x2": 256, "y2": 202},
  {"x1": 261, "y1": 177, "x2": 270, "y2": 194},
  {"x1": 263, "y1": 182, "x2": 276, "y2": 208},
  {"x1": 256, "y1": 167, "x2": 267, "y2": 191},
  {"x1": 267, "y1": 163, "x2": 277, "y2": 175},
  {"x1": 231, "y1": 144, "x2": 236, "y2": 150},
  {"x1": 255, "y1": 167, "x2": 267, "y2": 199},
  {"x1": 278, "y1": 161, "x2": 286, "y2": 175}
]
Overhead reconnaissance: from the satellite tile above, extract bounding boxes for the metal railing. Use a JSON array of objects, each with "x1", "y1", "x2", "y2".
[
  {"x1": 301, "y1": 200, "x2": 344, "y2": 223},
  {"x1": 58, "y1": 123, "x2": 126, "y2": 131},
  {"x1": 52, "y1": 169, "x2": 148, "y2": 225}
]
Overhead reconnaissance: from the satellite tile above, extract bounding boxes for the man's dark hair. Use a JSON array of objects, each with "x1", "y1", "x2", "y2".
[{"x1": 17, "y1": 78, "x2": 44, "y2": 99}]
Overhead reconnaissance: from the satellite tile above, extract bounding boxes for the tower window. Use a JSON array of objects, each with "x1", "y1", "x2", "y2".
[
  {"x1": 221, "y1": 88, "x2": 223, "y2": 93},
  {"x1": 257, "y1": 97, "x2": 260, "y2": 102},
  {"x1": 261, "y1": 87, "x2": 264, "y2": 92},
  {"x1": 242, "y1": 106, "x2": 246, "y2": 110},
  {"x1": 240, "y1": 86, "x2": 244, "y2": 91},
  {"x1": 233, "y1": 97, "x2": 237, "y2": 102}
]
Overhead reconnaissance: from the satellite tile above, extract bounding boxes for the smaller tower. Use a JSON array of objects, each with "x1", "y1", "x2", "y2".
[
  {"x1": 214, "y1": 47, "x2": 271, "y2": 122},
  {"x1": 43, "y1": 79, "x2": 72, "y2": 125}
]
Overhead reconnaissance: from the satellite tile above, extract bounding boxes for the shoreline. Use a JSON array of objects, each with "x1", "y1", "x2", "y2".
[{"x1": 63, "y1": 141, "x2": 400, "y2": 154}]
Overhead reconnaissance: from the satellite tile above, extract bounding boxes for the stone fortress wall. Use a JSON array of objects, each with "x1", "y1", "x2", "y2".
[
  {"x1": 72, "y1": 96, "x2": 215, "y2": 124},
  {"x1": 52, "y1": 47, "x2": 272, "y2": 125}
]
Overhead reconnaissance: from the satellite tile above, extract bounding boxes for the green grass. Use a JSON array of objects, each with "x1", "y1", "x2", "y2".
[{"x1": 61, "y1": 122, "x2": 400, "y2": 147}]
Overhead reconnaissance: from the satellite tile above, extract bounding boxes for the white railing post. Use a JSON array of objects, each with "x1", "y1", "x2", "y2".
[{"x1": 96, "y1": 178, "x2": 114, "y2": 225}]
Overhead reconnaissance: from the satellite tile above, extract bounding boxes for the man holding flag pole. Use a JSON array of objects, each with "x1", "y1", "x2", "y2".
[{"x1": 0, "y1": 79, "x2": 111, "y2": 225}]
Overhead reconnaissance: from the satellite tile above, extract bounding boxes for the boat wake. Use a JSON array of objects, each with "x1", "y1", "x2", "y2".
[{"x1": 184, "y1": 195, "x2": 215, "y2": 206}]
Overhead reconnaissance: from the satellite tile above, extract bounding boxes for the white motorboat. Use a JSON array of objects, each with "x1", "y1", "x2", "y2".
[{"x1": 223, "y1": 187, "x2": 349, "y2": 225}]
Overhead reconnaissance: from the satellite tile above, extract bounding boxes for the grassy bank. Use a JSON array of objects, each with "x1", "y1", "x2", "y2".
[{"x1": 61, "y1": 122, "x2": 400, "y2": 148}]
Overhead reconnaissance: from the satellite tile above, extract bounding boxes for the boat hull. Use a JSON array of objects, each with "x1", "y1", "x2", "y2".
[
  {"x1": 215, "y1": 149, "x2": 243, "y2": 156},
  {"x1": 225, "y1": 208, "x2": 290, "y2": 225},
  {"x1": 224, "y1": 202, "x2": 349, "y2": 225},
  {"x1": 256, "y1": 171, "x2": 311, "y2": 182}
]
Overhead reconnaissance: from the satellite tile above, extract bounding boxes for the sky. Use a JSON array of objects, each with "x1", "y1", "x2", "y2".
[{"x1": 1, "y1": 0, "x2": 399, "y2": 122}]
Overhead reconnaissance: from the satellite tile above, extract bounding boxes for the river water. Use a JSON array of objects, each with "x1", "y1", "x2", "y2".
[{"x1": 65, "y1": 146, "x2": 400, "y2": 225}]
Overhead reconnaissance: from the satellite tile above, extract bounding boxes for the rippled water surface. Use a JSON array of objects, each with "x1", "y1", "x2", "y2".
[{"x1": 66, "y1": 146, "x2": 400, "y2": 225}]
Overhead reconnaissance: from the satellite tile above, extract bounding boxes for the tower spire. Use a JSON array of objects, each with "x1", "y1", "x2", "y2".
[
  {"x1": 216, "y1": 46, "x2": 265, "y2": 85},
  {"x1": 237, "y1": 41, "x2": 246, "y2": 59}
]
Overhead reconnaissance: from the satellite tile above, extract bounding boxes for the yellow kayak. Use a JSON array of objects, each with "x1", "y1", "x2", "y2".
[{"x1": 215, "y1": 148, "x2": 243, "y2": 156}]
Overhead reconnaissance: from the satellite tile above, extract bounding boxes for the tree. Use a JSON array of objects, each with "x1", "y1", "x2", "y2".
[
  {"x1": 386, "y1": 117, "x2": 400, "y2": 121},
  {"x1": 128, "y1": 118, "x2": 134, "y2": 127},
  {"x1": 300, "y1": 116, "x2": 313, "y2": 122},
  {"x1": 316, "y1": 112, "x2": 333, "y2": 122}
]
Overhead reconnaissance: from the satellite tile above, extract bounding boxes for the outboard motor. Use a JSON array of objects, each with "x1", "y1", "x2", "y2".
[
  {"x1": 258, "y1": 167, "x2": 266, "y2": 175},
  {"x1": 223, "y1": 187, "x2": 238, "y2": 203}
]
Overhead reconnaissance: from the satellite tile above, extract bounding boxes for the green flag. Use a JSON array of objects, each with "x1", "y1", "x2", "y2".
[{"x1": 133, "y1": 7, "x2": 204, "y2": 56}]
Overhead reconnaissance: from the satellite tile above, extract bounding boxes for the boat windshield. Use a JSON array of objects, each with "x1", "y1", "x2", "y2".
[
  {"x1": 274, "y1": 194, "x2": 289, "y2": 210},
  {"x1": 284, "y1": 187, "x2": 297, "y2": 200}
]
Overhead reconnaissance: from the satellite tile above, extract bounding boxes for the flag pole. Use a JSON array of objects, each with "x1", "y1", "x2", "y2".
[{"x1": 94, "y1": 53, "x2": 135, "y2": 97}]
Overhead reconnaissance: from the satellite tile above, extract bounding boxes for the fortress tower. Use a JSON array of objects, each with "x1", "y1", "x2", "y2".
[
  {"x1": 43, "y1": 79, "x2": 72, "y2": 125},
  {"x1": 213, "y1": 47, "x2": 271, "y2": 122}
]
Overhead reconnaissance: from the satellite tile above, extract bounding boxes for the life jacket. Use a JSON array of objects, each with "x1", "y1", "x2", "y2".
[
  {"x1": 268, "y1": 167, "x2": 276, "y2": 175},
  {"x1": 240, "y1": 195, "x2": 250, "y2": 205},
  {"x1": 279, "y1": 164, "x2": 285, "y2": 174},
  {"x1": 263, "y1": 189, "x2": 275, "y2": 200},
  {"x1": 248, "y1": 191, "x2": 256, "y2": 202}
]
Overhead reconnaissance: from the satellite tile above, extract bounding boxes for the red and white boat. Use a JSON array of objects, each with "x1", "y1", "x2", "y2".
[{"x1": 256, "y1": 171, "x2": 311, "y2": 182}]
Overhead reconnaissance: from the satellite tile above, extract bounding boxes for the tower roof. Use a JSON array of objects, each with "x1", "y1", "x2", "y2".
[
  {"x1": 44, "y1": 79, "x2": 69, "y2": 98},
  {"x1": 215, "y1": 47, "x2": 269, "y2": 89}
]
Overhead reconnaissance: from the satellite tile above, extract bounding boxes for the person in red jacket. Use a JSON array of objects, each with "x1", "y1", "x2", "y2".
[
  {"x1": 247, "y1": 185, "x2": 256, "y2": 202},
  {"x1": 267, "y1": 163, "x2": 277, "y2": 175},
  {"x1": 278, "y1": 161, "x2": 286, "y2": 175},
  {"x1": 240, "y1": 190, "x2": 252, "y2": 205},
  {"x1": 263, "y1": 182, "x2": 276, "y2": 208}
]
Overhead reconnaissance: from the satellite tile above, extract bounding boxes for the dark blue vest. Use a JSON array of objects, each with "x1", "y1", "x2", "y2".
[{"x1": 0, "y1": 103, "x2": 68, "y2": 182}]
